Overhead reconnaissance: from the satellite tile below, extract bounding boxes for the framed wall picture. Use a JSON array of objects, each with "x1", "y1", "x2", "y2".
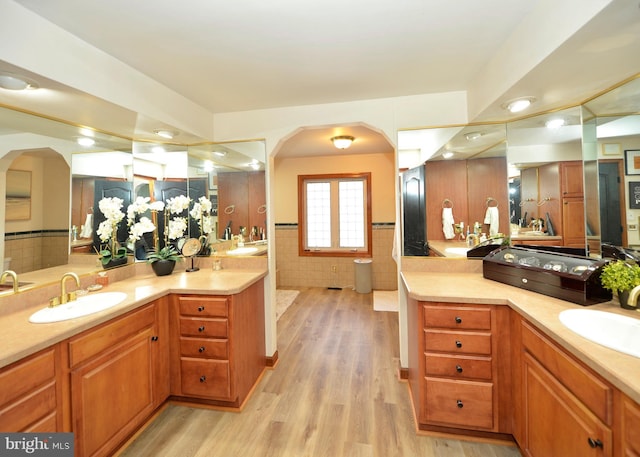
[
  {"x1": 630, "y1": 181, "x2": 640, "y2": 209},
  {"x1": 602, "y1": 143, "x2": 621, "y2": 155},
  {"x1": 5, "y1": 169, "x2": 32, "y2": 221},
  {"x1": 624, "y1": 149, "x2": 640, "y2": 175}
]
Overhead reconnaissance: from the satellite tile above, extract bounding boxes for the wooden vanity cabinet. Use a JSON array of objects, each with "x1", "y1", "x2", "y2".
[
  {"x1": 620, "y1": 393, "x2": 640, "y2": 456},
  {"x1": 0, "y1": 345, "x2": 66, "y2": 432},
  {"x1": 170, "y1": 279, "x2": 266, "y2": 407},
  {"x1": 67, "y1": 301, "x2": 168, "y2": 457},
  {"x1": 514, "y1": 317, "x2": 614, "y2": 457},
  {"x1": 407, "y1": 300, "x2": 511, "y2": 436}
]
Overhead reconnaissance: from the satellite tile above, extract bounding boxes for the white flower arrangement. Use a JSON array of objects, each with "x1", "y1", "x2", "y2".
[
  {"x1": 189, "y1": 196, "x2": 214, "y2": 236},
  {"x1": 164, "y1": 195, "x2": 191, "y2": 242},
  {"x1": 96, "y1": 196, "x2": 127, "y2": 263},
  {"x1": 166, "y1": 195, "x2": 191, "y2": 215},
  {"x1": 126, "y1": 197, "x2": 165, "y2": 242},
  {"x1": 167, "y1": 217, "x2": 188, "y2": 240}
]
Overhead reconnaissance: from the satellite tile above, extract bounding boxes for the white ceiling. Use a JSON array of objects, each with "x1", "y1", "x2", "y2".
[{"x1": 2, "y1": 0, "x2": 640, "y2": 158}]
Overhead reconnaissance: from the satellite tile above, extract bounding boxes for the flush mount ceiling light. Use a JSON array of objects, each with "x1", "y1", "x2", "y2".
[
  {"x1": 77, "y1": 137, "x2": 95, "y2": 147},
  {"x1": 213, "y1": 150, "x2": 227, "y2": 157},
  {"x1": 545, "y1": 118, "x2": 566, "y2": 129},
  {"x1": 503, "y1": 97, "x2": 536, "y2": 113},
  {"x1": 153, "y1": 129, "x2": 178, "y2": 139},
  {"x1": 442, "y1": 151, "x2": 454, "y2": 159},
  {"x1": 0, "y1": 73, "x2": 39, "y2": 91},
  {"x1": 331, "y1": 135, "x2": 355, "y2": 150}
]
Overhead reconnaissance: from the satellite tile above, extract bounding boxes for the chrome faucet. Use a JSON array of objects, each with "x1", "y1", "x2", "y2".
[
  {"x1": 0, "y1": 270, "x2": 18, "y2": 293},
  {"x1": 50, "y1": 272, "x2": 81, "y2": 307}
]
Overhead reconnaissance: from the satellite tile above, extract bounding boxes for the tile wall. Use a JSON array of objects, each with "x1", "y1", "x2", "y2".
[
  {"x1": 4, "y1": 231, "x2": 69, "y2": 273},
  {"x1": 275, "y1": 223, "x2": 397, "y2": 290}
]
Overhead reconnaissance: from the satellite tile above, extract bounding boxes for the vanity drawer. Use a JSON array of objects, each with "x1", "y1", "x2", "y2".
[
  {"x1": 425, "y1": 377, "x2": 494, "y2": 429},
  {"x1": 423, "y1": 305, "x2": 491, "y2": 330},
  {"x1": 424, "y1": 330, "x2": 492, "y2": 355},
  {"x1": 0, "y1": 382, "x2": 57, "y2": 431},
  {"x1": 0, "y1": 348, "x2": 55, "y2": 407},
  {"x1": 180, "y1": 358, "x2": 231, "y2": 400},
  {"x1": 424, "y1": 353, "x2": 492, "y2": 380},
  {"x1": 179, "y1": 317, "x2": 228, "y2": 338},
  {"x1": 180, "y1": 337, "x2": 228, "y2": 359},
  {"x1": 179, "y1": 296, "x2": 228, "y2": 317}
]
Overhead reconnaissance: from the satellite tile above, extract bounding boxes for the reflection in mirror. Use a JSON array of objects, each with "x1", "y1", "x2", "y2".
[
  {"x1": 585, "y1": 75, "x2": 640, "y2": 253},
  {"x1": 187, "y1": 141, "x2": 267, "y2": 256},
  {"x1": 398, "y1": 124, "x2": 508, "y2": 257},
  {"x1": 506, "y1": 106, "x2": 586, "y2": 251}
]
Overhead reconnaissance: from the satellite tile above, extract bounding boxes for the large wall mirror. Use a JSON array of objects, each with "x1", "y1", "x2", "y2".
[
  {"x1": 0, "y1": 102, "x2": 267, "y2": 293},
  {"x1": 398, "y1": 74, "x2": 640, "y2": 259}
]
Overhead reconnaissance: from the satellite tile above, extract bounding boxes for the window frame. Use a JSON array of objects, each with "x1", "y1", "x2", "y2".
[{"x1": 298, "y1": 172, "x2": 372, "y2": 257}]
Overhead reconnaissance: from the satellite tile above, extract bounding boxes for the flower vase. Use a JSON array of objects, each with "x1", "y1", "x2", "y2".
[{"x1": 151, "y1": 260, "x2": 176, "y2": 276}]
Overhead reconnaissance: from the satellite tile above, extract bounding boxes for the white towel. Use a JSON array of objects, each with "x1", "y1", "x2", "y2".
[
  {"x1": 484, "y1": 206, "x2": 499, "y2": 236},
  {"x1": 79, "y1": 213, "x2": 93, "y2": 238},
  {"x1": 442, "y1": 207, "x2": 455, "y2": 239}
]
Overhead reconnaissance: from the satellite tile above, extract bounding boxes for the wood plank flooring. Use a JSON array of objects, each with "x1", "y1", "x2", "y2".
[{"x1": 119, "y1": 287, "x2": 522, "y2": 457}]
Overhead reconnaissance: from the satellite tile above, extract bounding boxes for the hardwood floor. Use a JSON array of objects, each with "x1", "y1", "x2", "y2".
[{"x1": 119, "y1": 287, "x2": 522, "y2": 457}]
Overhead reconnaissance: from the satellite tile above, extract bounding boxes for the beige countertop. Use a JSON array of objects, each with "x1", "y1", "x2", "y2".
[
  {"x1": 402, "y1": 271, "x2": 640, "y2": 404},
  {"x1": 0, "y1": 267, "x2": 267, "y2": 369}
]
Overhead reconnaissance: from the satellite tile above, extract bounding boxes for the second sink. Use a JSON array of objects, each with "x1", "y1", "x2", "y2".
[
  {"x1": 558, "y1": 308, "x2": 640, "y2": 358},
  {"x1": 29, "y1": 291, "x2": 128, "y2": 324}
]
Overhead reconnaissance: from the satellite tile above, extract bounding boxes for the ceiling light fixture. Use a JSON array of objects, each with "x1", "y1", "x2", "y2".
[
  {"x1": 153, "y1": 129, "x2": 178, "y2": 139},
  {"x1": 442, "y1": 151, "x2": 454, "y2": 159},
  {"x1": 465, "y1": 132, "x2": 483, "y2": 141},
  {"x1": 213, "y1": 151, "x2": 227, "y2": 157},
  {"x1": 331, "y1": 135, "x2": 355, "y2": 150},
  {"x1": 0, "y1": 73, "x2": 39, "y2": 91},
  {"x1": 77, "y1": 137, "x2": 95, "y2": 147},
  {"x1": 503, "y1": 97, "x2": 536, "y2": 113},
  {"x1": 545, "y1": 118, "x2": 566, "y2": 129}
]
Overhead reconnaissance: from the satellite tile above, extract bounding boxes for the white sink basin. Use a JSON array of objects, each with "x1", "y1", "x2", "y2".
[
  {"x1": 558, "y1": 309, "x2": 640, "y2": 358},
  {"x1": 29, "y1": 292, "x2": 128, "y2": 324},
  {"x1": 444, "y1": 247, "x2": 469, "y2": 256},
  {"x1": 226, "y1": 246, "x2": 267, "y2": 256}
]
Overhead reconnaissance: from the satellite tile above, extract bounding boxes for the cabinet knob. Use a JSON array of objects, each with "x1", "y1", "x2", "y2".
[
  {"x1": 456, "y1": 400, "x2": 464, "y2": 408},
  {"x1": 455, "y1": 365, "x2": 463, "y2": 373},
  {"x1": 587, "y1": 438, "x2": 603, "y2": 449},
  {"x1": 198, "y1": 306, "x2": 205, "y2": 312},
  {"x1": 455, "y1": 340, "x2": 462, "y2": 348},
  {"x1": 198, "y1": 326, "x2": 205, "y2": 332},
  {"x1": 200, "y1": 375, "x2": 206, "y2": 383},
  {"x1": 455, "y1": 316, "x2": 462, "y2": 324},
  {"x1": 151, "y1": 335, "x2": 159, "y2": 342},
  {"x1": 199, "y1": 346, "x2": 206, "y2": 353}
]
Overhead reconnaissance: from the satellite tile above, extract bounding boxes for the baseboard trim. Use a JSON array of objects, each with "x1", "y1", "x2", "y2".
[
  {"x1": 266, "y1": 350, "x2": 279, "y2": 367},
  {"x1": 398, "y1": 366, "x2": 409, "y2": 380}
]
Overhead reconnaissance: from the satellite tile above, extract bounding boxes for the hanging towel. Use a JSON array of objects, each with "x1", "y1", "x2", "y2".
[
  {"x1": 79, "y1": 213, "x2": 93, "y2": 238},
  {"x1": 442, "y1": 207, "x2": 455, "y2": 239},
  {"x1": 484, "y1": 206, "x2": 499, "y2": 236}
]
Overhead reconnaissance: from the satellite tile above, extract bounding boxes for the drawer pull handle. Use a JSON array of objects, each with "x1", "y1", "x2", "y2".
[
  {"x1": 199, "y1": 346, "x2": 206, "y2": 353},
  {"x1": 151, "y1": 335, "x2": 159, "y2": 342},
  {"x1": 198, "y1": 326, "x2": 205, "y2": 332},
  {"x1": 200, "y1": 375, "x2": 206, "y2": 383},
  {"x1": 455, "y1": 365, "x2": 463, "y2": 373},
  {"x1": 456, "y1": 400, "x2": 463, "y2": 408},
  {"x1": 198, "y1": 306, "x2": 205, "y2": 312},
  {"x1": 455, "y1": 340, "x2": 462, "y2": 348},
  {"x1": 455, "y1": 316, "x2": 462, "y2": 324},
  {"x1": 587, "y1": 438, "x2": 603, "y2": 449}
]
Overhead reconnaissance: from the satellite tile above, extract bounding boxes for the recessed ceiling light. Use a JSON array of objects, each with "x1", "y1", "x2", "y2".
[
  {"x1": 77, "y1": 137, "x2": 95, "y2": 147},
  {"x1": 503, "y1": 97, "x2": 536, "y2": 113},
  {"x1": 545, "y1": 118, "x2": 566, "y2": 129},
  {"x1": 465, "y1": 132, "x2": 483, "y2": 141},
  {"x1": 213, "y1": 151, "x2": 227, "y2": 157},
  {"x1": 442, "y1": 151, "x2": 454, "y2": 159},
  {"x1": 0, "y1": 73, "x2": 39, "y2": 91},
  {"x1": 153, "y1": 129, "x2": 178, "y2": 139}
]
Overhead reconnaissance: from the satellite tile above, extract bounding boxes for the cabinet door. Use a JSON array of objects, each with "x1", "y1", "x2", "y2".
[
  {"x1": 563, "y1": 196, "x2": 586, "y2": 247},
  {"x1": 561, "y1": 161, "x2": 584, "y2": 197},
  {"x1": 523, "y1": 353, "x2": 611, "y2": 457},
  {"x1": 621, "y1": 395, "x2": 640, "y2": 456},
  {"x1": 71, "y1": 326, "x2": 156, "y2": 457}
]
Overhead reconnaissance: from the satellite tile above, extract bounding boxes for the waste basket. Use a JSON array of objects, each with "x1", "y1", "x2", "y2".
[{"x1": 354, "y1": 258, "x2": 372, "y2": 293}]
